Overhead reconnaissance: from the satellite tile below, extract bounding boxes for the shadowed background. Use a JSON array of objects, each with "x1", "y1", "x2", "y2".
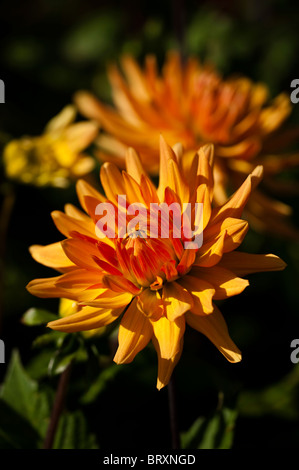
[{"x1": 0, "y1": 0, "x2": 299, "y2": 450}]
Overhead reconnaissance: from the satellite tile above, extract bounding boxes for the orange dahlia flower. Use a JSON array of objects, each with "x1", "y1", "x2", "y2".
[
  {"x1": 74, "y1": 52, "x2": 299, "y2": 238},
  {"x1": 26, "y1": 137, "x2": 286, "y2": 389}
]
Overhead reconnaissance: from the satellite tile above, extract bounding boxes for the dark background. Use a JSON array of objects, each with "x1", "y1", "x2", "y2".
[{"x1": 1, "y1": 0, "x2": 299, "y2": 450}]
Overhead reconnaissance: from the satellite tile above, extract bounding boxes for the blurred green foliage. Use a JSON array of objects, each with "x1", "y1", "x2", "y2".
[{"x1": 0, "y1": 0, "x2": 299, "y2": 450}]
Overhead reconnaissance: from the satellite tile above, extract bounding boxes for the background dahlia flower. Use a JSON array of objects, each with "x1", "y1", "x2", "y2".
[
  {"x1": 3, "y1": 105, "x2": 98, "y2": 188},
  {"x1": 26, "y1": 137, "x2": 286, "y2": 389},
  {"x1": 74, "y1": 52, "x2": 299, "y2": 238}
]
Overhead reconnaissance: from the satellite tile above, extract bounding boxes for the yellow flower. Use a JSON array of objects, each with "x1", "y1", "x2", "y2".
[
  {"x1": 3, "y1": 105, "x2": 98, "y2": 188},
  {"x1": 26, "y1": 137, "x2": 286, "y2": 389},
  {"x1": 75, "y1": 52, "x2": 299, "y2": 238}
]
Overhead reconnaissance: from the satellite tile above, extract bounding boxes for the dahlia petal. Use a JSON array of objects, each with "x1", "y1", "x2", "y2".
[
  {"x1": 78, "y1": 289, "x2": 133, "y2": 308},
  {"x1": 51, "y1": 210, "x2": 95, "y2": 238},
  {"x1": 186, "y1": 305, "x2": 242, "y2": 363},
  {"x1": 167, "y1": 158, "x2": 190, "y2": 204},
  {"x1": 64, "y1": 203, "x2": 92, "y2": 223},
  {"x1": 204, "y1": 217, "x2": 249, "y2": 253},
  {"x1": 157, "y1": 135, "x2": 177, "y2": 200},
  {"x1": 125, "y1": 147, "x2": 146, "y2": 183},
  {"x1": 196, "y1": 183, "x2": 211, "y2": 229},
  {"x1": 193, "y1": 232, "x2": 226, "y2": 268},
  {"x1": 26, "y1": 276, "x2": 77, "y2": 299},
  {"x1": 121, "y1": 55, "x2": 151, "y2": 102},
  {"x1": 100, "y1": 162, "x2": 126, "y2": 205},
  {"x1": 29, "y1": 242, "x2": 75, "y2": 272},
  {"x1": 64, "y1": 121, "x2": 99, "y2": 153},
  {"x1": 76, "y1": 178, "x2": 106, "y2": 213},
  {"x1": 153, "y1": 336, "x2": 184, "y2": 390},
  {"x1": 162, "y1": 281, "x2": 194, "y2": 321},
  {"x1": 191, "y1": 266, "x2": 249, "y2": 300},
  {"x1": 122, "y1": 171, "x2": 145, "y2": 205},
  {"x1": 151, "y1": 314, "x2": 185, "y2": 360},
  {"x1": 55, "y1": 268, "x2": 104, "y2": 291},
  {"x1": 137, "y1": 288, "x2": 164, "y2": 320},
  {"x1": 216, "y1": 138, "x2": 261, "y2": 160},
  {"x1": 114, "y1": 298, "x2": 153, "y2": 364},
  {"x1": 61, "y1": 238, "x2": 102, "y2": 271},
  {"x1": 47, "y1": 305, "x2": 122, "y2": 332},
  {"x1": 196, "y1": 145, "x2": 214, "y2": 201},
  {"x1": 178, "y1": 275, "x2": 215, "y2": 315},
  {"x1": 218, "y1": 251, "x2": 286, "y2": 276},
  {"x1": 210, "y1": 165, "x2": 263, "y2": 223}
]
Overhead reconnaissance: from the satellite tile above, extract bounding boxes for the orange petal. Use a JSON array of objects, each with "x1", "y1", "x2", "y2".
[
  {"x1": 76, "y1": 179, "x2": 106, "y2": 214},
  {"x1": 125, "y1": 147, "x2": 147, "y2": 184},
  {"x1": 26, "y1": 275, "x2": 77, "y2": 299},
  {"x1": 191, "y1": 266, "x2": 249, "y2": 300},
  {"x1": 162, "y1": 281, "x2": 194, "y2": 321},
  {"x1": 61, "y1": 238, "x2": 102, "y2": 271},
  {"x1": 48, "y1": 305, "x2": 122, "y2": 332},
  {"x1": 157, "y1": 135, "x2": 177, "y2": 201},
  {"x1": 114, "y1": 298, "x2": 153, "y2": 364},
  {"x1": 151, "y1": 314, "x2": 185, "y2": 360},
  {"x1": 100, "y1": 162, "x2": 126, "y2": 205},
  {"x1": 178, "y1": 275, "x2": 215, "y2": 315},
  {"x1": 167, "y1": 158, "x2": 190, "y2": 204},
  {"x1": 29, "y1": 242, "x2": 75, "y2": 273},
  {"x1": 186, "y1": 305, "x2": 242, "y2": 363},
  {"x1": 51, "y1": 210, "x2": 95, "y2": 239},
  {"x1": 137, "y1": 288, "x2": 164, "y2": 320},
  {"x1": 204, "y1": 217, "x2": 249, "y2": 253},
  {"x1": 218, "y1": 251, "x2": 286, "y2": 276},
  {"x1": 55, "y1": 268, "x2": 104, "y2": 291},
  {"x1": 210, "y1": 165, "x2": 263, "y2": 224},
  {"x1": 193, "y1": 232, "x2": 226, "y2": 268},
  {"x1": 153, "y1": 336, "x2": 184, "y2": 390},
  {"x1": 78, "y1": 289, "x2": 133, "y2": 309}
]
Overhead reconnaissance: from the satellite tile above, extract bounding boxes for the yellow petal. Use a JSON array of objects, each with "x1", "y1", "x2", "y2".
[
  {"x1": 26, "y1": 276, "x2": 77, "y2": 299},
  {"x1": 191, "y1": 266, "x2": 249, "y2": 300},
  {"x1": 29, "y1": 242, "x2": 75, "y2": 272},
  {"x1": 162, "y1": 281, "x2": 194, "y2": 321},
  {"x1": 210, "y1": 165, "x2": 263, "y2": 224},
  {"x1": 151, "y1": 314, "x2": 185, "y2": 360},
  {"x1": 186, "y1": 305, "x2": 242, "y2": 363},
  {"x1": 137, "y1": 288, "x2": 164, "y2": 320},
  {"x1": 51, "y1": 210, "x2": 95, "y2": 239},
  {"x1": 48, "y1": 305, "x2": 122, "y2": 332},
  {"x1": 78, "y1": 289, "x2": 133, "y2": 309},
  {"x1": 193, "y1": 232, "x2": 226, "y2": 268},
  {"x1": 100, "y1": 162, "x2": 126, "y2": 205},
  {"x1": 204, "y1": 217, "x2": 249, "y2": 253},
  {"x1": 218, "y1": 251, "x2": 287, "y2": 276},
  {"x1": 178, "y1": 275, "x2": 215, "y2": 315},
  {"x1": 125, "y1": 147, "x2": 146, "y2": 184},
  {"x1": 157, "y1": 135, "x2": 177, "y2": 201},
  {"x1": 167, "y1": 158, "x2": 190, "y2": 204},
  {"x1": 114, "y1": 298, "x2": 153, "y2": 364},
  {"x1": 153, "y1": 336, "x2": 184, "y2": 390},
  {"x1": 76, "y1": 178, "x2": 106, "y2": 213}
]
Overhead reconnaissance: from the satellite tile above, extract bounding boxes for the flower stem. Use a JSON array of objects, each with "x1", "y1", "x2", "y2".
[
  {"x1": 43, "y1": 362, "x2": 72, "y2": 449},
  {"x1": 168, "y1": 374, "x2": 181, "y2": 449}
]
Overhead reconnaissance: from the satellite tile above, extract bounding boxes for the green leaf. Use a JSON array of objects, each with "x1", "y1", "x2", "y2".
[
  {"x1": 53, "y1": 410, "x2": 99, "y2": 449},
  {"x1": 0, "y1": 399, "x2": 41, "y2": 449},
  {"x1": 237, "y1": 364, "x2": 299, "y2": 420},
  {"x1": 80, "y1": 363, "x2": 124, "y2": 404},
  {"x1": 22, "y1": 308, "x2": 58, "y2": 326},
  {"x1": 0, "y1": 350, "x2": 51, "y2": 440},
  {"x1": 181, "y1": 407, "x2": 238, "y2": 449}
]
